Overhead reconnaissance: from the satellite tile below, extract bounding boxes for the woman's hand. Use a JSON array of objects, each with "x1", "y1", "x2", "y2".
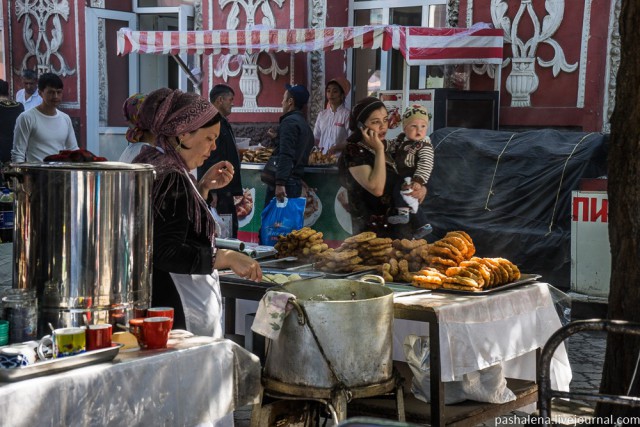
[
  {"x1": 275, "y1": 184, "x2": 287, "y2": 202},
  {"x1": 199, "y1": 161, "x2": 234, "y2": 195},
  {"x1": 408, "y1": 184, "x2": 427, "y2": 203},
  {"x1": 214, "y1": 249, "x2": 262, "y2": 282},
  {"x1": 361, "y1": 127, "x2": 385, "y2": 153}
]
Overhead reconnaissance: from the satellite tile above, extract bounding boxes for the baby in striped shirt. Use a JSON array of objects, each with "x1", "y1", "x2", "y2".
[{"x1": 387, "y1": 105, "x2": 434, "y2": 238}]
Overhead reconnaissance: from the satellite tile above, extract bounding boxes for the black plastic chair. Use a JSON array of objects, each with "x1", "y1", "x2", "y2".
[{"x1": 538, "y1": 319, "x2": 640, "y2": 426}]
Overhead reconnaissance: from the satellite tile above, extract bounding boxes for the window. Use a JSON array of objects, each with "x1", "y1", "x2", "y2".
[
  {"x1": 350, "y1": 0, "x2": 447, "y2": 100},
  {"x1": 136, "y1": 0, "x2": 195, "y2": 7},
  {"x1": 135, "y1": 6, "x2": 197, "y2": 93}
]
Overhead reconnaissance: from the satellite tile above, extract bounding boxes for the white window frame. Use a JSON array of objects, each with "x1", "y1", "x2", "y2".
[
  {"x1": 133, "y1": 5, "x2": 194, "y2": 92},
  {"x1": 347, "y1": 0, "x2": 448, "y2": 92},
  {"x1": 85, "y1": 7, "x2": 138, "y2": 156}
]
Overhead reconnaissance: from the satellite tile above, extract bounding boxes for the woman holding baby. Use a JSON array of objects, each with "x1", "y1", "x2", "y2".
[{"x1": 338, "y1": 97, "x2": 431, "y2": 239}]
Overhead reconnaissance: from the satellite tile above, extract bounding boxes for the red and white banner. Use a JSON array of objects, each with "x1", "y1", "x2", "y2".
[
  {"x1": 117, "y1": 26, "x2": 388, "y2": 56},
  {"x1": 387, "y1": 24, "x2": 504, "y2": 65},
  {"x1": 117, "y1": 24, "x2": 503, "y2": 66}
]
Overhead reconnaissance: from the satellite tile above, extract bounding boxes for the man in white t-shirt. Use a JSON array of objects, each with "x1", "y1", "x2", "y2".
[
  {"x1": 11, "y1": 73, "x2": 78, "y2": 162},
  {"x1": 15, "y1": 69, "x2": 42, "y2": 111}
]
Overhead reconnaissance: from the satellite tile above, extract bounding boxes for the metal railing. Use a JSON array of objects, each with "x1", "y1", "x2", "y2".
[{"x1": 538, "y1": 319, "x2": 640, "y2": 425}]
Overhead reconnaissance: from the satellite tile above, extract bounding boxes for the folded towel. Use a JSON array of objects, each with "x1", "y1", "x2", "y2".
[{"x1": 251, "y1": 291, "x2": 296, "y2": 340}]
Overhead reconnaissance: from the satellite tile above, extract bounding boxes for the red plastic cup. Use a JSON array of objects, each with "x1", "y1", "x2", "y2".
[
  {"x1": 147, "y1": 307, "x2": 174, "y2": 329},
  {"x1": 128, "y1": 318, "x2": 146, "y2": 348},
  {"x1": 142, "y1": 317, "x2": 172, "y2": 349},
  {"x1": 86, "y1": 324, "x2": 113, "y2": 351}
]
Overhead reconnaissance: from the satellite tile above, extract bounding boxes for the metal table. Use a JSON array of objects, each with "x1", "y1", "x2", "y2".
[
  {"x1": 0, "y1": 335, "x2": 262, "y2": 427},
  {"x1": 220, "y1": 277, "x2": 569, "y2": 426}
]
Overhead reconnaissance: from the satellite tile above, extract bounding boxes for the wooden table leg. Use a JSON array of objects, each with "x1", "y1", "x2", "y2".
[{"x1": 430, "y1": 318, "x2": 445, "y2": 427}]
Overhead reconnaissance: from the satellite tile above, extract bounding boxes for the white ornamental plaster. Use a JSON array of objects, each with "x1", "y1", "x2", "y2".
[
  {"x1": 12, "y1": 0, "x2": 80, "y2": 109},
  {"x1": 15, "y1": 0, "x2": 76, "y2": 76},
  {"x1": 602, "y1": 0, "x2": 620, "y2": 134},
  {"x1": 308, "y1": 0, "x2": 326, "y2": 126},
  {"x1": 215, "y1": 0, "x2": 288, "y2": 113},
  {"x1": 194, "y1": 0, "x2": 203, "y2": 30},
  {"x1": 97, "y1": 18, "x2": 107, "y2": 126},
  {"x1": 576, "y1": 0, "x2": 593, "y2": 108},
  {"x1": 448, "y1": 0, "x2": 460, "y2": 27},
  {"x1": 468, "y1": 0, "x2": 578, "y2": 108}
]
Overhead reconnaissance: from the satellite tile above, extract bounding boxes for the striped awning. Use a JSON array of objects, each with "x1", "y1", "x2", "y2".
[
  {"x1": 117, "y1": 26, "x2": 390, "y2": 56},
  {"x1": 388, "y1": 25, "x2": 504, "y2": 65},
  {"x1": 117, "y1": 24, "x2": 503, "y2": 66}
]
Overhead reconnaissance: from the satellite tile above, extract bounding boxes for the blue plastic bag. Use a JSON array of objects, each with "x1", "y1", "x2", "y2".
[{"x1": 259, "y1": 197, "x2": 306, "y2": 245}]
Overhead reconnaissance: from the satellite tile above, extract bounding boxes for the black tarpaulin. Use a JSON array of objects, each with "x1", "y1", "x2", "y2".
[{"x1": 423, "y1": 128, "x2": 608, "y2": 289}]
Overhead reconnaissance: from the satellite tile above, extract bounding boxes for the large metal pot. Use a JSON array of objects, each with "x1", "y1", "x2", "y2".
[
  {"x1": 263, "y1": 276, "x2": 394, "y2": 389},
  {"x1": 4, "y1": 162, "x2": 154, "y2": 334}
]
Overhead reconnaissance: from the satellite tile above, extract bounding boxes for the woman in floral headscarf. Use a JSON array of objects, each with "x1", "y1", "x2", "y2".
[
  {"x1": 119, "y1": 93, "x2": 156, "y2": 163},
  {"x1": 133, "y1": 88, "x2": 261, "y2": 338}
]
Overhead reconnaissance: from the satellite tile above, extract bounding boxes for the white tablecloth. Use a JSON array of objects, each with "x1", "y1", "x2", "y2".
[
  {"x1": 0, "y1": 336, "x2": 262, "y2": 427},
  {"x1": 393, "y1": 282, "x2": 572, "y2": 391}
]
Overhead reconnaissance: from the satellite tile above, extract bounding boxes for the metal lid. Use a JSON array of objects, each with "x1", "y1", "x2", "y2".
[{"x1": 5, "y1": 161, "x2": 155, "y2": 172}]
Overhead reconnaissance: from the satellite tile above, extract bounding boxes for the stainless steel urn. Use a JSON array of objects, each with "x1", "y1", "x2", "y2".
[{"x1": 4, "y1": 162, "x2": 155, "y2": 334}]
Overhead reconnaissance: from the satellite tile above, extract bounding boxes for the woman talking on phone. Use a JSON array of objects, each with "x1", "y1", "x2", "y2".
[{"x1": 338, "y1": 97, "x2": 426, "y2": 238}]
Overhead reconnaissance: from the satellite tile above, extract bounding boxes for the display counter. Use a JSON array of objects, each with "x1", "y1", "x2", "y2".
[{"x1": 237, "y1": 163, "x2": 351, "y2": 245}]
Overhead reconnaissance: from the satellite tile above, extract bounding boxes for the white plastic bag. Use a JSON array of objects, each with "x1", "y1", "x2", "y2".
[{"x1": 404, "y1": 334, "x2": 516, "y2": 404}]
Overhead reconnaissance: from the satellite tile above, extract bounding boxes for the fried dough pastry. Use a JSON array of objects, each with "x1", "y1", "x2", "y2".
[
  {"x1": 411, "y1": 267, "x2": 447, "y2": 289},
  {"x1": 345, "y1": 231, "x2": 376, "y2": 244},
  {"x1": 444, "y1": 275, "x2": 481, "y2": 288},
  {"x1": 274, "y1": 227, "x2": 330, "y2": 261}
]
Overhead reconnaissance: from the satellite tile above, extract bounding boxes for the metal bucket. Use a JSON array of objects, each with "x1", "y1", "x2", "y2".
[
  {"x1": 3, "y1": 162, "x2": 155, "y2": 334},
  {"x1": 263, "y1": 275, "x2": 394, "y2": 389}
]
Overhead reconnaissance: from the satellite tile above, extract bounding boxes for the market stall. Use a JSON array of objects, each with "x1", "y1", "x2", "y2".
[
  {"x1": 115, "y1": 24, "x2": 560, "y2": 425},
  {"x1": 116, "y1": 24, "x2": 504, "y2": 242}
]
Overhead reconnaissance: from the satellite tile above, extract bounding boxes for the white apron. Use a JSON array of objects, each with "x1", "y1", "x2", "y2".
[
  {"x1": 170, "y1": 270, "x2": 223, "y2": 339},
  {"x1": 169, "y1": 174, "x2": 224, "y2": 339}
]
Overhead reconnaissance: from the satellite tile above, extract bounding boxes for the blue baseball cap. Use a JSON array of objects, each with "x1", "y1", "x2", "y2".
[{"x1": 285, "y1": 84, "x2": 310, "y2": 108}]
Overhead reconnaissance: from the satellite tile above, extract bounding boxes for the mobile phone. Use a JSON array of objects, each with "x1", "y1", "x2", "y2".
[{"x1": 357, "y1": 121, "x2": 366, "y2": 131}]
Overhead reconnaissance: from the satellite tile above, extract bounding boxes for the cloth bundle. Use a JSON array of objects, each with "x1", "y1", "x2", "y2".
[
  {"x1": 43, "y1": 149, "x2": 107, "y2": 162},
  {"x1": 251, "y1": 291, "x2": 296, "y2": 340}
]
